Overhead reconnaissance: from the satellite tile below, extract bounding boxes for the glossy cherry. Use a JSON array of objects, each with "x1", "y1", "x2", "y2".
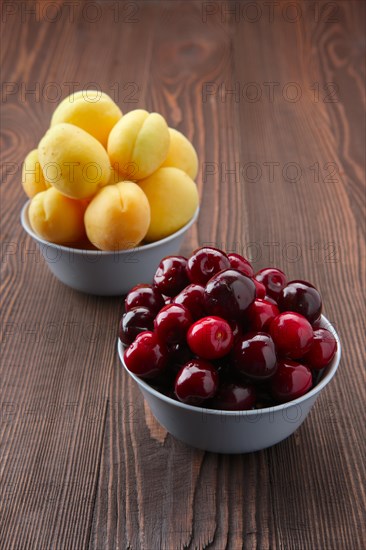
[
  {"x1": 187, "y1": 247, "x2": 231, "y2": 285},
  {"x1": 270, "y1": 312, "x2": 314, "y2": 359},
  {"x1": 187, "y1": 316, "x2": 234, "y2": 360},
  {"x1": 125, "y1": 284, "x2": 165, "y2": 314},
  {"x1": 253, "y1": 279, "x2": 266, "y2": 299},
  {"x1": 263, "y1": 295, "x2": 277, "y2": 305},
  {"x1": 233, "y1": 332, "x2": 277, "y2": 380},
  {"x1": 154, "y1": 303, "x2": 192, "y2": 345},
  {"x1": 124, "y1": 331, "x2": 169, "y2": 379},
  {"x1": 227, "y1": 253, "x2": 254, "y2": 278},
  {"x1": 211, "y1": 382, "x2": 256, "y2": 410},
  {"x1": 174, "y1": 359, "x2": 219, "y2": 404},
  {"x1": 271, "y1": 360, "x2": 312, "y2": 402},
  {"x1": 204, "y1": 269, "x2": 256, "y2": 320},
  {"x1": 304, "y1": 328, "x2": 337, "y2": 369},
  {"x1": 247, "y1": 299, "x2": 280, "y2": 332},
  {"x1": 173, "y1": 283, "x2": 206, "y2": 320},
  {"x1": 154, "y1": 256, "x2": 189, "y2": 297},
  {"x1": 119, "y1": 307, "x2": 154, "y2": 346},
  {"x1": 255, "y1": 268, "x2": 287, "y2": 300},
  {"x1": 278, "y1": 280, "x2": 322, "y2": 324}
]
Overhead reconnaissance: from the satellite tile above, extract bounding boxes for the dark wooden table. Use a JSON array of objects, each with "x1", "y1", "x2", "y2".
[{"x1": 1, "y1": 1, "x2": 365, "y2": 549}]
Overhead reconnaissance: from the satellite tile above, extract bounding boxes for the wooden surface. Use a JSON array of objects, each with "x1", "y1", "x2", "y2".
[{"x1": 1, "y1": 1, "x2": 365, "y2": 549}]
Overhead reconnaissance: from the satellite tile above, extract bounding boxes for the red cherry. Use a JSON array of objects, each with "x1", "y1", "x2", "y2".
[
  {"x1": 255, "y1": 268, "x2": 287, "y2": 300},
  {"x1": 119, "y1": 307, "x2": 154, "y2": 346},
  {"x1": 270, "y1": 312, "x2": 314, "y2": 359},
  {"x1": 227, "y1": 253, "x2": 254, "y2": 277},
  {"x1": 211, "y1": 382, "x2": 256, "y2": 410},
  {"x1": 174, "y1": 359, "x2": 219, "y2": 404},
  {"x1": 187, "y1": 316, "x2": 234, "y2": 360},
  {"x1": 304, "y1": 328, "x2": 337, "y2": 369},
  {"x1": 154, "y1": 303, "x2": 192, "y2": 345},
  {"x1": 253, "y1": 279, "x2": 266, "y2": 299},
  {"x1": 124, "y1": 331, "x2": 168, "y2": 379},
  {"x1": 278, "y1": 280, "x2": 322, "y2": 324},
  {"x1": 204, "y1": 269, "x2": 256, "y2": 320},
  {"x1": 173, "y1": 283, "x2": 206, "y2": 320},
  {"x1": 233, "y1": 332, "x2": 277, "y2": 380},
  {"x1": 187, "y1": 247, "x2": 231, "y2": 285},
  {"x1": 271, "y1": 360, "x2": 312, "y2": 402},
  {"x1": 247, "y1": 299, "x2": 280, "y2": 332},
  {"x1": 264, "y1": 295, "x2": 277, "y2": 305},
  {"x1": 154, "y1": 256, "x2": 189, "y2": 297},
  {"x1": 125, "y1": 284, "x2": 165, "y2": 314}
]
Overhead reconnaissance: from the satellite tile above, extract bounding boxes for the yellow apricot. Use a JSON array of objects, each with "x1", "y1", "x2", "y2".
[
  {"x1": 38, "y1": 123, "x2": 111, "y2": 199},
  {"x1": 84, "y1": 181, "x2": 150, "y2": 250},
  {"x1": 28, "y1": 187, "x2": 85, "y2": 244},
  {"x1": 161, "y1": 128, "x2": 198, "y2": 180},
  {"x1": 22, "y1": 149, "x2": 51, "y2": 198},
  {"x1": 51, "y1": 90, "x2": 122, "y2": 148},
  {"x1": 138, "y1": 167, "x2": 199, "y2": 242},
  {"x1": 107, "y1": 109, "x2": 170, "y2": 180}
]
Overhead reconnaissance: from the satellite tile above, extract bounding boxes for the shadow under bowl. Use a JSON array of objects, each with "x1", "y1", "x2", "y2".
[{"x1": 21, "y1": 201, "x2": 199, "y2": 296}]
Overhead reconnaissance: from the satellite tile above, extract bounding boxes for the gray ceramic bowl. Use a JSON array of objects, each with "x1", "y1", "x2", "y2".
[
  {"x1": 21, "y1": 201, "x2": 199, "y2": 296},
  {"x1": 118, "y1": 316, "x2": 340, "y2": 453}
]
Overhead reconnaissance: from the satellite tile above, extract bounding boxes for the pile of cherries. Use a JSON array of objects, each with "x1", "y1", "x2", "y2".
[{"x1": 120, "y1": 247, "x2": 337, "y2": 410}]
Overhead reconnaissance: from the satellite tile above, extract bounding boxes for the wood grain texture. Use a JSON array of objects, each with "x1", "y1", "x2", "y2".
[{"x1": 1, "y1": 1, "x2": 365, "y2": 549}]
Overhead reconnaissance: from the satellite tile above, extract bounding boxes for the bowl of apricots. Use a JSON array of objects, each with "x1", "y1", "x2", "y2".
[{"x1": 20, "y1": 91, "x2": 199, "y2": 295}]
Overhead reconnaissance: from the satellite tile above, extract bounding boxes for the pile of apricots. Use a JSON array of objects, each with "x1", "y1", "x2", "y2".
[{"x1": 22, "y1": 91, "x2": 199, "y2": 250}]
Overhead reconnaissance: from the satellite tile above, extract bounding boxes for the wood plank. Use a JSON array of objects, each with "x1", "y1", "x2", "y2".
[
  {"x1": 232, "y1": 2, "x2": 366, "y2": 549},
  {"x1": 1, "y1": 2, "x2": 157, "y2": 548}
]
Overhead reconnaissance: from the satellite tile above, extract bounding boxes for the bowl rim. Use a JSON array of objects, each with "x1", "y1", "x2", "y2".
[
  {"x1": 118, "y1": 314, "x2": 341, "y2": 416},
  {"x1": 20, "y1": 200, "x2": 200, "y2": 255}
]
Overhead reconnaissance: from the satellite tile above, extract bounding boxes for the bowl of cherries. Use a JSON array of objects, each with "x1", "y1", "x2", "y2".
[{"x1": 118, "y1": 247, "x2": 341, "y2": 453}]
